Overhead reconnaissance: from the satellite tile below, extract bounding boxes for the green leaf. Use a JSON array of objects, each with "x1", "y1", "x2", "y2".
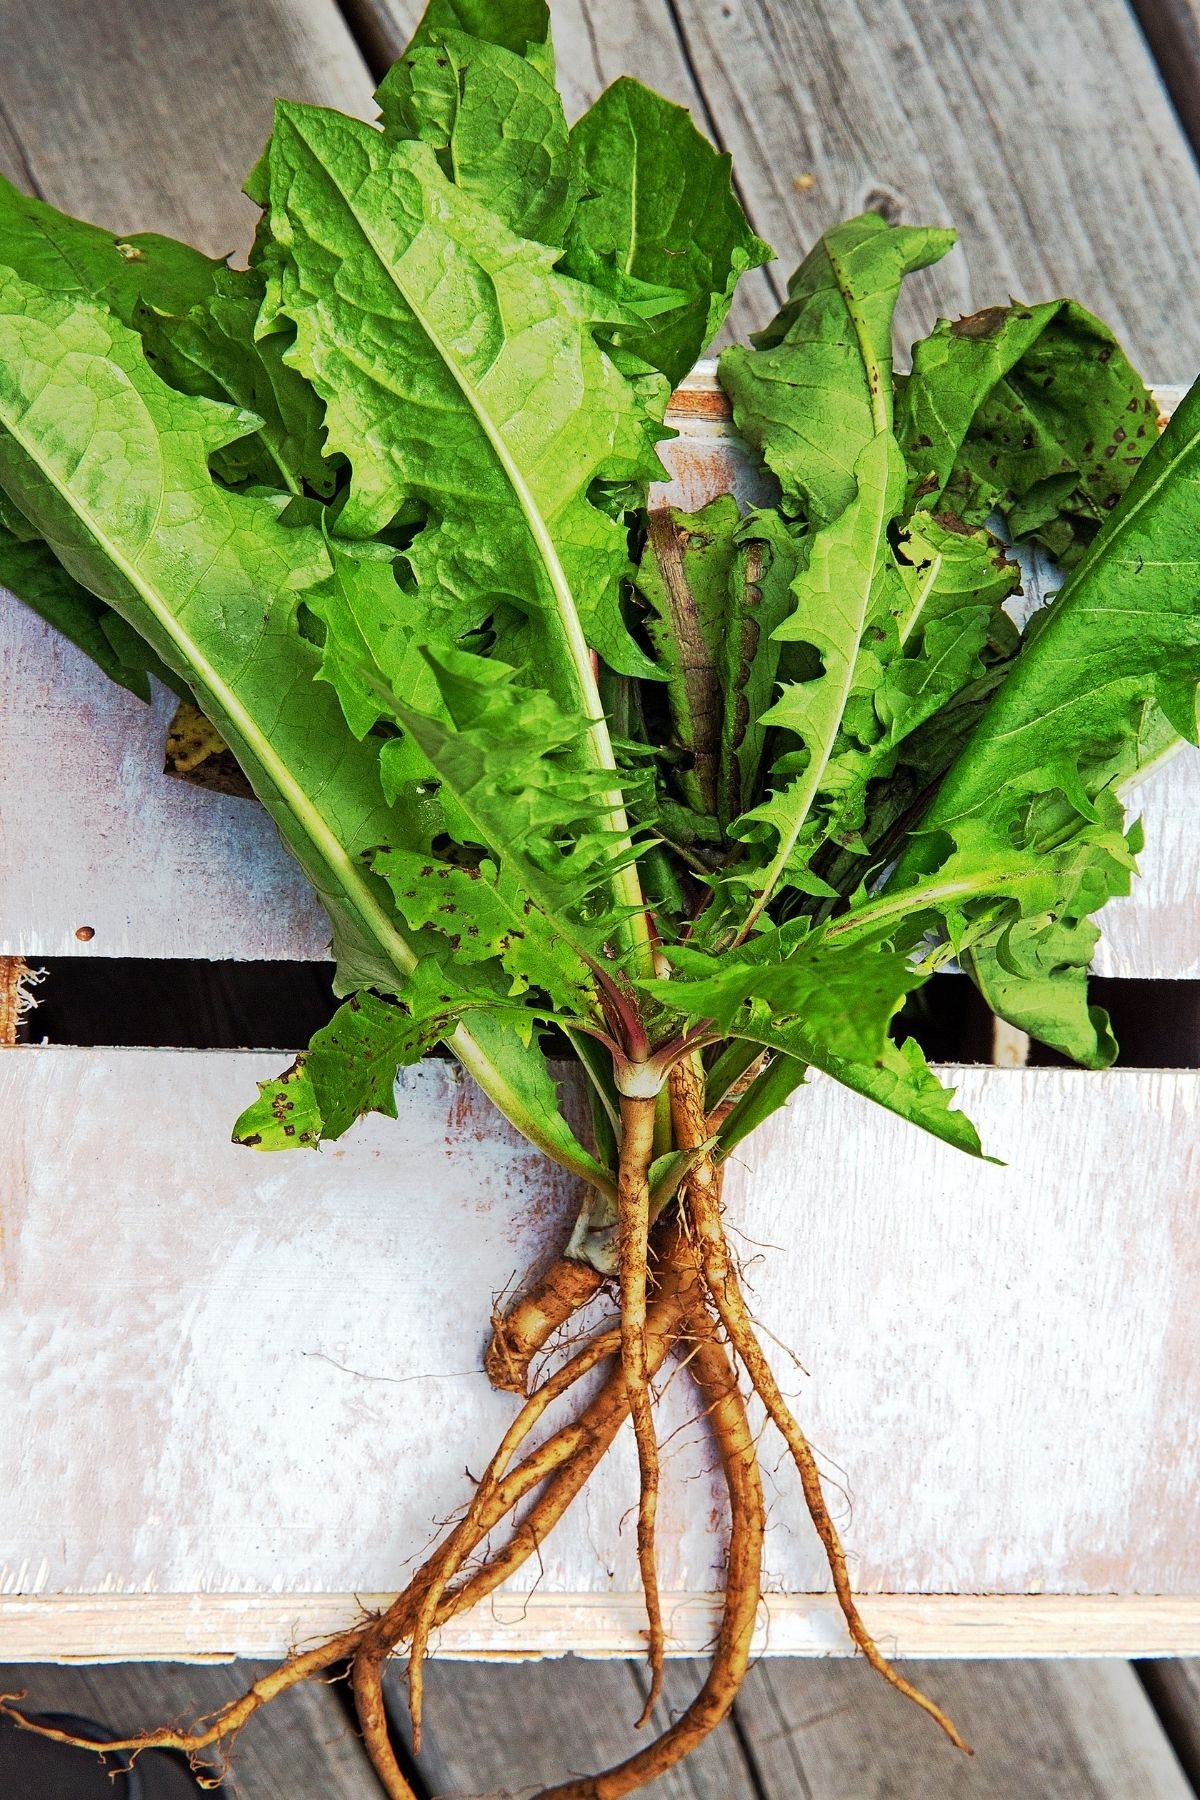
[
  {"x1": 898, "y1": 299, "x2": 1156, "y2": 564},
  {"x1": 562, "y1": 78, "x2": 771, "y2": 386},
  {"x1": 404, "y1": 0, "x2": 554, "y2": 83},
  {"x1": 372, "y1": 846, "x2": 599, "y2": 1014},
  {"x1": 377, "y1": 28, "x2": 579, "y2": 246},
  {"x1": 890, "y1": 373, "x2": 1200, "y2": 1059},
  {"x1": 719, "y1": 212, "x2": 956, "y2": 524},
  {"x1": 809, "y1": 513, "x2": 1019, "y2": 853},
  {"x1": 138, "y1": 265, "x2": 335, "y2": 496},
  {"x1": 261, "y1": 101, "x2": 660, "y2": 973},
  {"x1": 642, "y1": 928, "x2": 983, "y2": 1155},
  {"x1": 0, "y1": 170, "x2": 220, "y2": 326},
  {"x1": 0, "y1": 175, "x2": 236, "y2": 694},
  {"x1": 260, "y1": 102, "x2": 665, "y2": 685},
  {"x1": 718, "y1": 509, "x2": 806, "y2": 826},
  {"x1": 232, "y1": 985, "x2": 461, "y2": 1149},
  {"x1": 232, "y1": 1054, "x2": 324, "y2": 1150},
  {"x1": 729, "y1": 429, "x2": 907, "y2": 917},
  {"x1": 382, "y1": 645, "x2": 641, "y2": 971},
  {"x1": 234, "y1": 982, "x2": 614, "y2": 1185}
]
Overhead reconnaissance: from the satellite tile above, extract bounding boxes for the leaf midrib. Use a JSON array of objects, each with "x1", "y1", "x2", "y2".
[{"x1": 738, "y1": 437, "x2": 894, "y2": 936}]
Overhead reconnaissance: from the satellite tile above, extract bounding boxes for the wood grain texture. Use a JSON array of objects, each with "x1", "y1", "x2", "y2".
[
  {"x1": 735, "y1": 1657, "x2": 1194, "y2": 1798},
  {"x1": 397, "y1": 1656, "x2": 755, "y2": 1799},
  {"x1": 653, "y1": 0, "x2": 1200, "y2": 371},
  {"x1": 2, "y1": 1048, "x2": 1199, "y2": 1648},
  {"x1": 0, "y1": 1658, "x2": 378, "y2": 1797},
  {"x1": 398, "y1": 1654, "x2": 1195, "y2": 1798},
  {"x1": 0, "y1": 0, "x2": 374, "y2": 260}
]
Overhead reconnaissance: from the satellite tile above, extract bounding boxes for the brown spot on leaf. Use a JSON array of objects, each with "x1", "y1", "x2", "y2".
[{"x1": 950, "y1": 305, "x2": 1010, "y2": 340}]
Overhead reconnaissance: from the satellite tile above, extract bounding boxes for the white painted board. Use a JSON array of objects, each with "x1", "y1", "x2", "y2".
[
  {"x1": 1, "y1": 380, "x2": 1195, "y2": 975},
  {"x1": 2, "y1": 1047, "x2": 1198, "y2": 1656}
]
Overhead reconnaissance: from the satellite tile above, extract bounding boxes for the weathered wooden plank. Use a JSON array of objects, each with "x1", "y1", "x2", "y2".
[
  {"x1": 404, "y1": 1655, "x2": 1196, "y2": 1799},
  {"x1": 0, "y1": 600, "x2": 335, "y2": 961},
  {"x1": 2, "y1": 1048, "x2": 1199, "y2": 1655},
  {"x1": 3, "y1": 381, "x2": 1194, "y2": 974},
  {"x1": 0, "y1": 0, "x2": 374, "y2": 259},
  {"x1": 0, "y1": 1659, "x2": 378, "y2": 1797},
  {"x1": 644, "y1": 0, "x2": 1200, "y2": 373},
  {"x1": 11, "y1": 1653, "x2": 1186, "y2": 1800},
  {"x1": 735, "y1": 1657, "x2": 1194, "y2": 1798},
  {"x1": 1138, "y1": 1658, "x2": 1200, "y2": 1788},
  {"x1": 398, "y1": 1656, "x2": 754, "y2": 1799}
]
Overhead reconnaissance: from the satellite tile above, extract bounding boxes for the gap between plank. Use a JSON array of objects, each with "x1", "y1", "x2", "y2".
[
  {"x1": 658, "y1": 0, "x2": 785, "y2": 307},
  {"x1": 1134, "y1": 1661, "x2": 1200, "y2": 1794},
  {"x1": 1128, "y1": 0, "x2": 1200, "y2": 164},
  {"x1": 328, "y1": 0, "x2": 396, "y2": 80}
]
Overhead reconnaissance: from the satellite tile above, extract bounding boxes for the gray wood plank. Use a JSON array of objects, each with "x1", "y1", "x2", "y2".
[
  {"x1": 619, "y1": 0, "x2": 1200, "y2": 372},
  {"x1": 0, "y1": 0, "x2": 374, "y2": 258},
  {"x1": 0, "y1": 1660, "x2": 382, "y2": 1797},
  {"x1": 1138, "y1": 1659, "x2": 1200, "y2": 1789},
  {"x1": 733, "y1": 1657, "x2": 1194, "y2": 1799},
  {"x1": 396, "y1": 1656, "x2": 754, "y2": 1798}
]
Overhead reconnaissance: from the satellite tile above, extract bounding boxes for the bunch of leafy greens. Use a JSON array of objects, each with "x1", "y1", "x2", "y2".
[{"x1": 0, "y1": 0, "x2": 1196, "y2": 1269}]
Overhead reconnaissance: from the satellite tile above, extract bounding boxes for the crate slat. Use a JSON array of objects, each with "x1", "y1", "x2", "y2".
[
  {"x1": 2, "y1": 1047, "x2": 1197, "y2": 1657},
  {"x1": 2, "y1": 385, "x2": 1194, "y2": 974}
]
